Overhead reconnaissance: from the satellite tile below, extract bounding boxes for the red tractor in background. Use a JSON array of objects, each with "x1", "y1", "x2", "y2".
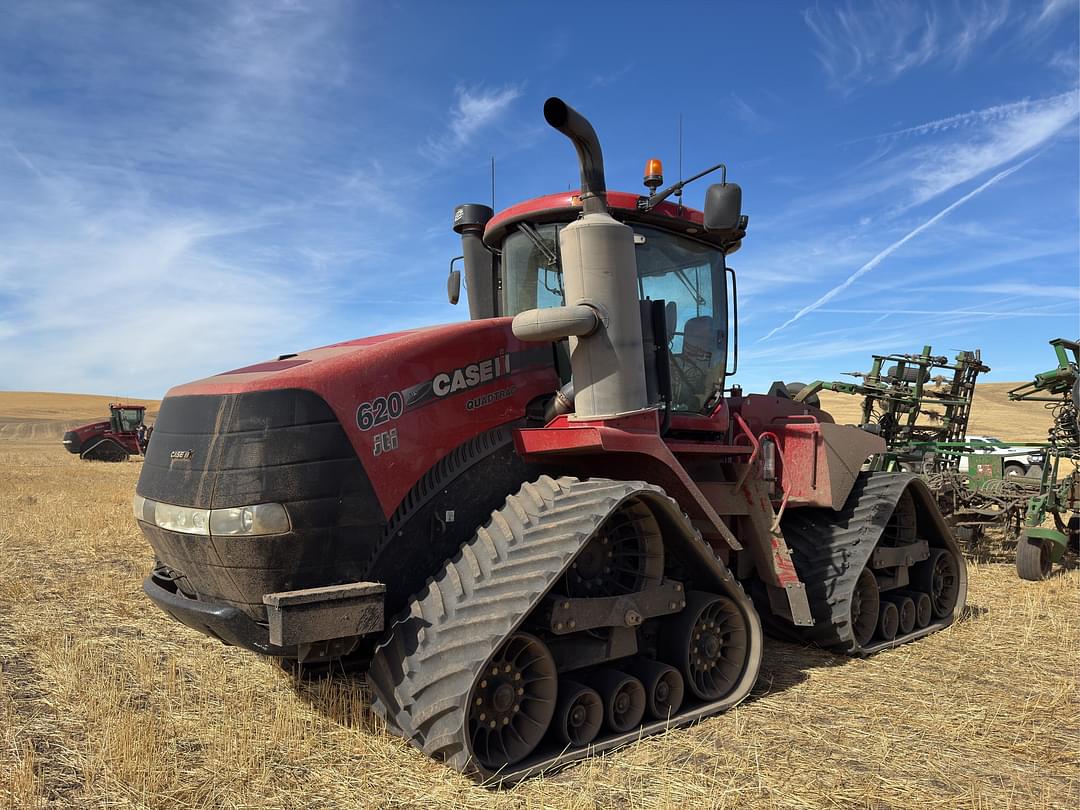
[
  {"x1": 134, "y1": 98, "x2": 967, "y2": 782},
  {"x1": 63, "y1": 403, "x2": 152, "y2": 461}
]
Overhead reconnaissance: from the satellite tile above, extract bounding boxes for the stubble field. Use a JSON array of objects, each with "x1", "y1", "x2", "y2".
[{"x1": 0, "y1": 389, "x2": 1077, "y2": 809}]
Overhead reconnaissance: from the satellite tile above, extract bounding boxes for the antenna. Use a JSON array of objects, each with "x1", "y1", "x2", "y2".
[
  {"x1": 490, "y1": 155, "x2": 495, "y2": 210},
  {"x1": 676, "y1": 113, "x2": 683, "y2": 208}
]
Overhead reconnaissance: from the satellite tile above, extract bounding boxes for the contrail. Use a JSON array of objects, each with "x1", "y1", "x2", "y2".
[{"x1": 759, "y1": 152, "x2": 1042, "y2": 342}]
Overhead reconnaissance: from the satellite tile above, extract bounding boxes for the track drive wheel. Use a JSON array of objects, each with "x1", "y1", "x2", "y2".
[
  {"x1": 663, "y1": 591, "x2": 749, "y2": 701},
  {"x1": 1016, "y1": 536, "x2": 1053, "y2": 581},
  {"x1": 914, "y1": 548, "x2": 961, "y2": 617}
]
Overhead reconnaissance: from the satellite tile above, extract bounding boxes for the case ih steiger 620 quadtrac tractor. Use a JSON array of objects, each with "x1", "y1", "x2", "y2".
[
  {"x1": 63, "y1": 403, "x2": 151, "y2": 461},
  {"x1": 135, "y1": 98, "x2": 966, "y2": 782}
]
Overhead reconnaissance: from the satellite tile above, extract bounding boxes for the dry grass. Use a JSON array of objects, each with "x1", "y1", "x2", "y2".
[{"x1": 1, "y1": 392, "x2": 1078, "y2": 809}]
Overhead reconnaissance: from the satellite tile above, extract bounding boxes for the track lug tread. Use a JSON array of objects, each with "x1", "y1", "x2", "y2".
[{"x1": 778, "y1": 472, "x2": 965, "y2": 656}]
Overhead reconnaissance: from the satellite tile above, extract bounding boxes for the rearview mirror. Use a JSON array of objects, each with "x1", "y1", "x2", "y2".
[
  {"x1": 703, "y1": 182, "x2": 742, "y2": 232},
  {"x1": 447, "y1": 257, "x2": 463, "y2": 305}
]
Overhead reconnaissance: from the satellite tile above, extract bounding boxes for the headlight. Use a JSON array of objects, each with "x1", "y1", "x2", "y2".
[
  {"x1": 209, "y1": 504, "x2": 290, "y2": 536},
  {"x1": 133, "y1": 495, "x2": 289, "y2": 537}
]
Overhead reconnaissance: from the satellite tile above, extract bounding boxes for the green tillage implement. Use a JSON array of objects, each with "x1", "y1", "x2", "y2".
[
  {"x1": 1008, "y1": 338, "x2": 1080, "y2": 581},
  {"x1": 795, "y1": 345, "x2": 990, "y2": 474}
]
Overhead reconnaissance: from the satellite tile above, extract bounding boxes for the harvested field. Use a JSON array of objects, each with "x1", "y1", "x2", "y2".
[{"x1": 1, "y1": 391, "x2": 1077, "y2": 809}]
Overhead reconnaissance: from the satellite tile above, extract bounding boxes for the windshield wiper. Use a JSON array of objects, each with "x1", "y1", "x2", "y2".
[{"x1": 517, "y1": 222, "x2": 559, "y2": 268}]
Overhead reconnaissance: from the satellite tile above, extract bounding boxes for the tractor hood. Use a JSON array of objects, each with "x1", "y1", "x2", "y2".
[{"x1": 146, "y1": 318, "x2": 559, "y2": 519}]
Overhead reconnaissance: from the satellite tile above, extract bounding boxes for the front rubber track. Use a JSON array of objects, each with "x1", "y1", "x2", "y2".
[
  {"x1": 367, "y1": 475, "x2": 762, "y2": 784},
  {"x1": 779, "y1": 472, "x2": 968, "y2": 656}
]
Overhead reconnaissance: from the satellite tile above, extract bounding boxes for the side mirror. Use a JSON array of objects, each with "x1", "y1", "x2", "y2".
[
  {"x1": 447, "y1": 256, "x2": 463, "y2": 305},
  {"x1": 703, "y1": 182, "x2": 742, "y2": 232}
]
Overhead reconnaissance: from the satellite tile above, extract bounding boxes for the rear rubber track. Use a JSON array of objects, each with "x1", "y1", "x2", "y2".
[{"x1": 779, "y1": 471, "x2": 967, "y2": 655}]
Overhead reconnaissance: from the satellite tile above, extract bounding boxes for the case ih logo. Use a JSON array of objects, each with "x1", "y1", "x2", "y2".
[
  {"x1": 170, "y1": 449, "x2": 193, "y2": 460},
  {"x1": 432, "y1": 353, "x2": 512, "y2": 398}
]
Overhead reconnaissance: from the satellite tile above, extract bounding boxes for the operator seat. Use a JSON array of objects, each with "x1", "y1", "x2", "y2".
[{"x1": 674, "y1": 315, "x2": 715, "y2": 411}]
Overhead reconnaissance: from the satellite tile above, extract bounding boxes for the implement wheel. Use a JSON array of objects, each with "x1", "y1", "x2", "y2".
[{"x1": 1016, "y1": 536, "x2": 1053, "y2": 581}]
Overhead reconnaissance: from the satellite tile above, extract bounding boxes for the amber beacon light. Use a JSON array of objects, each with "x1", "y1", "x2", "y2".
[{"x1": 643, "y1": 158, "x2": 663, "y2": 192}]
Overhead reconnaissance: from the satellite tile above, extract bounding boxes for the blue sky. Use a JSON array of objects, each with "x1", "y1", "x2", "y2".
[{"x1": 1, "y1": 0, "x2": 1077, "y2": 398}]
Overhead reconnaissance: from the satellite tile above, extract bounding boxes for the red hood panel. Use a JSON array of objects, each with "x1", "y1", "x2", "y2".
[{"x1": 168, "y1": 318, "x2": 559, "y2": 516}]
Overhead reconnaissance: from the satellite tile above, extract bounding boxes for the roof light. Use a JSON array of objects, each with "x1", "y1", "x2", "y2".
[{"x1": 643, "y1": 158, "x2": 663, "y2": 193}]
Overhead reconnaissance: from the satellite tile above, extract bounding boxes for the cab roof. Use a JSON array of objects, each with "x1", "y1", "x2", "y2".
[{"x1": 483, "y1": 190, "x2": 745, "y2": 254}]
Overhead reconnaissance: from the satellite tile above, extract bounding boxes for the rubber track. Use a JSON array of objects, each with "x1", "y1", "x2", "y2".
[
  {"x1": 779, "y1": 471, "x2": 959, "y2": 655},
  {"x1": 367, "y1": 475, "x2": 664, "y2": 778}
]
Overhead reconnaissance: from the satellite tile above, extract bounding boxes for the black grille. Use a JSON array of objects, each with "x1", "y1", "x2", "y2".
[{"x1": 135, "y1": 389, "x2": 384, "y2": 615}]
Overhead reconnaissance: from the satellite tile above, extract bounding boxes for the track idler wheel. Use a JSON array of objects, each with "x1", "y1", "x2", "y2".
[
  {"x1": 586, "y1": 669, "x2": 646, "y2": 733},
  {"x1": 914, "y1": 548, "x2": 961, "y2": 617},
  {"x1": 625, "y1": 659, "x2": 685, "y2": 720},
  {"x1": 553, "y1": 680, "x2": 603, "y2": 747},
  {"x1": 885, "y1": 594, "x2": 916, "y2": 635},
  {"x1": 663, "y1": 591, "x2": 750, "y2": 701},
  {"x1": 877, "y1": 600, "x2": 898, "y2": 641},
  {"x1": 850, "y1": 569, "x2": 880, "y2": 647},
  {"x1": 468, "y1": 632, "x2": 557, "y2": 769}
]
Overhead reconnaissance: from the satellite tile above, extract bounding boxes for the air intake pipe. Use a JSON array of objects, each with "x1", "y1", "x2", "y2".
[
  {"x1": 512, "y1": 98, "x2": 649, "y2": 420},
  {"x1": 453, "y1": 203, "x2": 495, "y2": 320}
]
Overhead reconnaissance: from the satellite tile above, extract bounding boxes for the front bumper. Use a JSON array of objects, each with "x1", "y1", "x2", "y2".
[
  {"x1": 143, "y1": 572, "x2": 290, "y2": 656},
  {"x1": 62, "y1": 431, "x2": 81, "y2": 454}
]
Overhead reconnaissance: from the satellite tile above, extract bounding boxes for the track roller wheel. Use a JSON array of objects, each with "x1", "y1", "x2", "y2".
[
  {"x1": 585, "y1": 669, "x2": 646, "y2": 733},
  {"x1": 1016, "y1": 536, "x2": 1053, "y2": 581},
  {"x1": 914, "y1": 548, "x2": 961, "y2": 617},
  {"x1": 876, "y1": 600, "x2": 898, "y2": 641},
  {"x1": 886, "y1": 594, "x2": 916, "y2": 635},
  {"x1": 468, "y1": 632, "x2": 557, "y2": 770},
  {"x1": 553, "y1": 680, "x2": 603, "y2": 747},
  {"x1": 899, "y1": 589, "x2": 932, "y2": 628},
  {"x1": 624, "y1": 659, "x2": 684, "y2": 720},
  {"x1": 850, "y1": 569, "x2": 880, "y2": 648},
  {"x1": 663, "y1": 591, "x2": 749, "y2": 701}
]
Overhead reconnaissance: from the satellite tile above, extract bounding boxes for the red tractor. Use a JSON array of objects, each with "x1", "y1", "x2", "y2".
[
  {"x1": 63, "y1": 403, "x2": 151, "y2": 461},
  {"x1": 134, "y1": 98, "x2": 966, "y2": 782}
]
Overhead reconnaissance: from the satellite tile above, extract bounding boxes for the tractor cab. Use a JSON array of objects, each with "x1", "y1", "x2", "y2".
[
  {"x1": 110, "y1": 403, "x2": 146, "y2": 434},
  {"x1": 452, "y1": 163, "x2": 746, "y2": 417}
]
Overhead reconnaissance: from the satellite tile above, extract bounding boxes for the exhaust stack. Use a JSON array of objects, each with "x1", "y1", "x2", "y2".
[{"x1": 512, "y1": 97, "x2": 649, "y2": 420}]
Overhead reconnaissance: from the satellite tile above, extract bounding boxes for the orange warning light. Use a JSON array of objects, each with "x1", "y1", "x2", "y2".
[{"x1": 644, "y1": 158, "x2": 664, "y2": 192}]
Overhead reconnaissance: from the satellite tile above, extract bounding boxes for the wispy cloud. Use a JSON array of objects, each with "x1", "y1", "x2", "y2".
[
  {"x1": 804, "y1": 0, "x2": 1009, "y2": 92},
  {"x1": 918, "y1": 283, "x2": 1080, "y2": 299},
  {"x1": 796, "y1": 90, "x2": 1078, "y2": 216},
  {"x1": 729, "y1": 93, "x2": 772, "y2": 134},
  {"x1": 589, "y1": 65, "x2": 632, "y2": 89},
  {"x1": 760, "y1": 152, "x2": 1042, "y2": 341},
  {"x1": 855, "y1": 90, "x2": 1079, "y2": 143},
  {"x1": 902, "y1": 91, "x2": 1078, "y2": 207},
  {"x1": 424, "y1": 84, "x2": 522, "y2": 161}
]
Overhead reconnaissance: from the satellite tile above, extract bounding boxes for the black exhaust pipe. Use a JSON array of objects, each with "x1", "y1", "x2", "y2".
[{"x1": 543, "y1": 97, "x2": 607, "y2": 215}]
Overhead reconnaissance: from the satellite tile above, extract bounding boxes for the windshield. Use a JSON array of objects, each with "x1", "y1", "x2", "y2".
[{"x1": 501, "y1": 223, "x2": 728, "y2": 412}]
